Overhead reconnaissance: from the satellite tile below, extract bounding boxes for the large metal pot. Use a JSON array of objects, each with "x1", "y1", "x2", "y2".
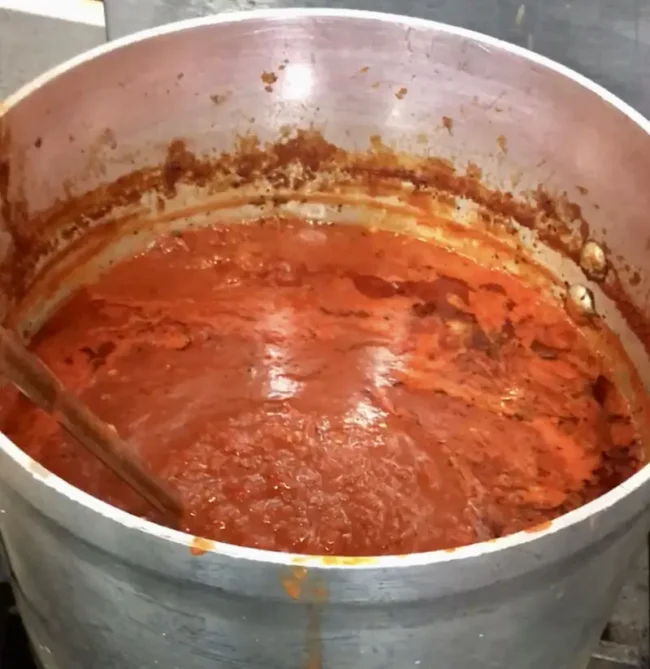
[{"x1": 1, "y1": 9, "x2": 650, "y2": 669}]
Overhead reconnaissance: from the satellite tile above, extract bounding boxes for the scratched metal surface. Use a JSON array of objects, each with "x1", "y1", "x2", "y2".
[{"x1": 104, "y1": 0, "x2": 650, "y2": 116}]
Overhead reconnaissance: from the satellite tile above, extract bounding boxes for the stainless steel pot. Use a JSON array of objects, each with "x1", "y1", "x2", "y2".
[{"x1": 1, "y1": 9, "x2": 650, "y2": 669}]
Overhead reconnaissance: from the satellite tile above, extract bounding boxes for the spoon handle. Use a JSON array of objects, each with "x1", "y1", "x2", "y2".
[{"x1": 0, "y1": 326, "x2": 182, "y2": 525}]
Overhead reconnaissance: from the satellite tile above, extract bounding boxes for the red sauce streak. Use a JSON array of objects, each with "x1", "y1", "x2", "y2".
[{"x1": 0, "y1": 218, "x2": 643, "y2": 556}]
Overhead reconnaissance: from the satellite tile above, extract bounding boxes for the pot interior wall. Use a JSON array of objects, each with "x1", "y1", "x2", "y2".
[{"x1": 1, "y1": 11, "x2": 650, "y2": 453}]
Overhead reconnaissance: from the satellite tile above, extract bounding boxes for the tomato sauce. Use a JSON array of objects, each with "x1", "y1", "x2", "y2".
[{"x1": 0, "y1": 218, "x2": 643, "y2": 555}]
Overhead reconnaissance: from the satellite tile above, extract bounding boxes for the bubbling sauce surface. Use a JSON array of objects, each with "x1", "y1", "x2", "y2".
[{"x1": 0, "y1": 218, "x2": 643, "y2": 555}]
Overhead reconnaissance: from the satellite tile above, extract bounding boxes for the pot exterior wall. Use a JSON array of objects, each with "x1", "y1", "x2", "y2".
[{"x1": 0, "y1": 474, "x2": 648, "y2": 669}]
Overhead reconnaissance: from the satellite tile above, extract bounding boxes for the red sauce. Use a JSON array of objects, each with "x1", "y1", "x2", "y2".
[{"x1": 0, "y1": 218, "x2": 643, "y2": 555}]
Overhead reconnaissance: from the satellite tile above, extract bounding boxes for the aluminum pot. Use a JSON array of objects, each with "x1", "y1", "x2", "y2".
[{"x1": 1, "y1": 9, "x2": 650, "y2": 669}]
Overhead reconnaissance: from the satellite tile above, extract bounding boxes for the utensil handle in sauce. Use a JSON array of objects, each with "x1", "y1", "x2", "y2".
[{"x1": 0, "y1": 326, "x2": 182, "y2": 525}]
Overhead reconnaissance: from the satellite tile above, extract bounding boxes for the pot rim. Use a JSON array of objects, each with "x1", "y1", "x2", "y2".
[{"x1": 1, "y1": 7, "x2": 649, "y2": 570}]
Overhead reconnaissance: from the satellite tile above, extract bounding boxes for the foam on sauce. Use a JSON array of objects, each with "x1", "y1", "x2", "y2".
[{"x1": 0, "y1": 218, "x2": 644, "y2": 555}]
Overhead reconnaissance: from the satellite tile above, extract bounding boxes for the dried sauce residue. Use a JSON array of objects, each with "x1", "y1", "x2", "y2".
[
  {"x1": 261, "y1": 71, "x2": 278, "y2": 93},
  {"x1": 281, "y1": 566, "x2": 308, "y2": 600},
  {"x1": 189, "y1": 536, "x2": 214, "y2": 556},
  {"x1": 209, "y1": 92, "x2": 231, "y2": 106},
  {"x1": 0, "y1": 218, "x2": 644, "y2": 556}
]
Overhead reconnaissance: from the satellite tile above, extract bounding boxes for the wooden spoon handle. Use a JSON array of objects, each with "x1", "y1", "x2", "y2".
[{"x1": 0, "y1": 326, "x2": 182, "y2": 525}]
